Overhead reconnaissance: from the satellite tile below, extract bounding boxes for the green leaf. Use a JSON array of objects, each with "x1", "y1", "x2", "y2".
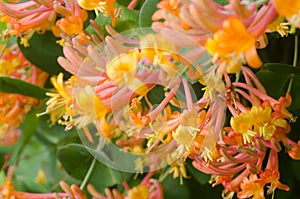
[
  {"x1": 161, "y1": 175, "x2": 190, "y2": 199},
  {"x1": 18, "y1": 31, "x2": 68, "y2": 75},
  {"x1": 58, "y1": 144, "x2": 123, "y2": 187},
  {"x1": 9, "y1": 108, "x2": 40, "y2": 165},
  {"x1": 36, "y1": 117, "x2": 79, "y2": 146},
  {"x1": 139, "y1": 0, "x2": 160, "y2": 27},
  {"x1": 13, "y1": 176, "x2": 49, "y2": 193},
  {"x1": 89, "y1": 159, "x2": 122, "y2": 187},
  {"x1": 256, "y1": 63, "x2": 300, "y2": 110},
  {"x1": 214, "y1": 0, "x2": 228, "y2": 5},
  {"x1": 186, "y1": 159, "x2": 210, "y2": 185},
  {"x1": 86, "y1": 4, "x2": 139, "y2": 36},
  {"x1": 0, "y1": 77, "x2": 47, "y2": 99}
]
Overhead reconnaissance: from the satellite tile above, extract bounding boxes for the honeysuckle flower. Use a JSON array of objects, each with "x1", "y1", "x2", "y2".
[
  {"x1": 73, "y1": 85, "x2": 108, "y2": 128},
  {"x1": 153, "y1": 0, "x2": 278, "y2": 73},
  {"x1": 52, "y1": 2, "x2": 89, "y2": 42},
  {"x1": 205, "y1": 17, "x2": 262, "y2": 73},
  {"x1": 0, "y1": 45, "x2": 48, "y2": 144},
  {"x1": 0, "y1": 0, "x2": 57, "y2": 37},
  {"x1": 77, "y1": 0, "x2": 118, "y2": 26},
  {"x1": 287, "y1": 140, "x2": 300, "y2": 160},
  {"x1": 0, "y1": 0, "x2": 90, "y2": 42},
  {"x1": 273, "y1": 0, "x2": 300, "y2": 28},
  {"x1": 38, "y1": 73, "x2": 73, "y2": 124},
  {"x1": 230, "y1": 106, "x2": 288, "y2": 144}
]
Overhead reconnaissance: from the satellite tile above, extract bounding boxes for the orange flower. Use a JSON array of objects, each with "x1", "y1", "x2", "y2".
[
  {"x1": 77, "y1": 0, "x2": 118, "y2": 26},
  {"x1": 273, "y1": 0, "x2": 300, "y2": 27},
  {"x1": 237, "y1": 175, "x2": 265, "y2": 199},
  {"x1": 205, "y1": 17, "x2": 262, "y2": 73},
  {"x1": 288, "y1": 140, "x2": 300, "y2": 160}
]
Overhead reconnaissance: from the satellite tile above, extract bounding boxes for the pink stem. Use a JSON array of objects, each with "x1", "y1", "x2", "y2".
[
  {"x1": 127, "y1": 0, "x2": 139, "y2": 9},
  {"x1": 182, "y1": 79, "x2": 193, "y2": 111},
  {"x1": 148, "y1": 82, "x2": 180, "y2": 119}
]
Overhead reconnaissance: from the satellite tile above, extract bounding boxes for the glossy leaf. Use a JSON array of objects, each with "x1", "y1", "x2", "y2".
[
  {"x1": 58, "y1": 144, "x2": 123, "y2": 187},
  {"x1": 256, "y1": 63, "x2": 300, "y2": 110},
  {"x1": 139, "y1": 0, "x2": 160, "y2": 27},
  {"x1": 0, "y1": 77, "x2": 47, "y2": 99},
  {"x1": 18, "y1": 31, "x2": 68, "y2": 75}
]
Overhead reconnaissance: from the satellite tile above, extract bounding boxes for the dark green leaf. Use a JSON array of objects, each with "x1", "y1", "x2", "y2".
[
  {"x1": 18, "y1": 31, "x2": 69, "y2": 76},
  {"x1": 58, "y1": 144, "x2": 123, "y2": 187},
  {"x1": 256, "y1": 63, "x2": 300, "y2": 110},
  {"x1": 186, "y1": 159, "x2": 210, "y2": 185},
  {"x1": 257, "y1": 34, "x2": 296, "y2": 65},
  {"x1": 9, "y1": 108, "x2": 40, "y2": 165},
  {"x1": 0, "y1": 77, "x2": 47, "y2": 99},
  {"x1": 139, "y1": 0, "x2": 160, "y2": 27},
  {"x1": 161, "y1": 175, "x2": 190, "y2": 199}
]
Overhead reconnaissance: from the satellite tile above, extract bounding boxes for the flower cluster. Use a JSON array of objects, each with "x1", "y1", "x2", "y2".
[
  {"x1": 0, "y1": 0, "x2": 300, "y2": 199},
  {"x1": 0, "y1": 44, "x2": 48, "y2": 146}
]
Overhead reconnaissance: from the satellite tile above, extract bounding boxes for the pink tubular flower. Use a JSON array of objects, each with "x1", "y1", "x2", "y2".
[
  {"x1": 0, "y1": 0, "x2": 89, "y2": 42},
  {"x1": 0, "y1": 0, "x2": 57, "y2": 36},
  {"x1": 190, "y1": 65, "x2": 294, "y2": 198},
  {"x1": 152, "y1": 0, "x2": 278, "y2": 73}
]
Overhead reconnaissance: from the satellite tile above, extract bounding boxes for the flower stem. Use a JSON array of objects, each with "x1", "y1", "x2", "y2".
[
  {"x1": 293, "y1": 35, "x2": 298, "y2": 67},
  {"x1": 287, "y1": 34, "x2": 298, "y2": 93},
  {"x1": 80, "y1": 158, "x2": 97, "y2": 189}
]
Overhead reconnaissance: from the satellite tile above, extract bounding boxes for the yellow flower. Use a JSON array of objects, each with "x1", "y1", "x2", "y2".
[
  {"x1": 172, "y1": 109, "x2": 198, "y2": 146},
  {"x1": 127, "y1": 184, "x2": 149, "y2": 199},
  {"x1": 77, "y1": 0, "x2": 118, "y2": 26},
  {"x1": 38, "y1": 73, "x2": 72, "y2": 124},
  {"x1": 205, "y1": 17, "x2": 262, "y2": 73},
  {"x1": 230, "y1": 106, "x2": 287, "y2": 144},
  {"x1": 139, "y1": 33, "x2": 183, "y2": 80},
  {"x1": 106, "y1": 50, "x2": 148, "y2": 95},
  {"x1": 74, "y1": 85, "x2": 107, "y2": 128}
]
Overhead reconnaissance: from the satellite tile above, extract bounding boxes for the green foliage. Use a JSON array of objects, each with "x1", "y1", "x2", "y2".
[
  {"x1": 58, "y1": 144, "x2": 124, "y2": 187},
  {"x1": 139, "y1": 0, "x2": 160, "y2": 27},
  {"x1": 186, "y1": 159, "x2": 210, "y2": 185},
  {"x1": 256, "y1": 63, "x2": 300, "y2": 110},
  {"x1": 0, "y1": 77, "x2": 47, "y2": 99},
  {"x1": 18, "y1": 31, "x2": 68, "y2": 76},
  {"x1": 161, "y1": 175, "x2": 190, "y2": 199}
]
